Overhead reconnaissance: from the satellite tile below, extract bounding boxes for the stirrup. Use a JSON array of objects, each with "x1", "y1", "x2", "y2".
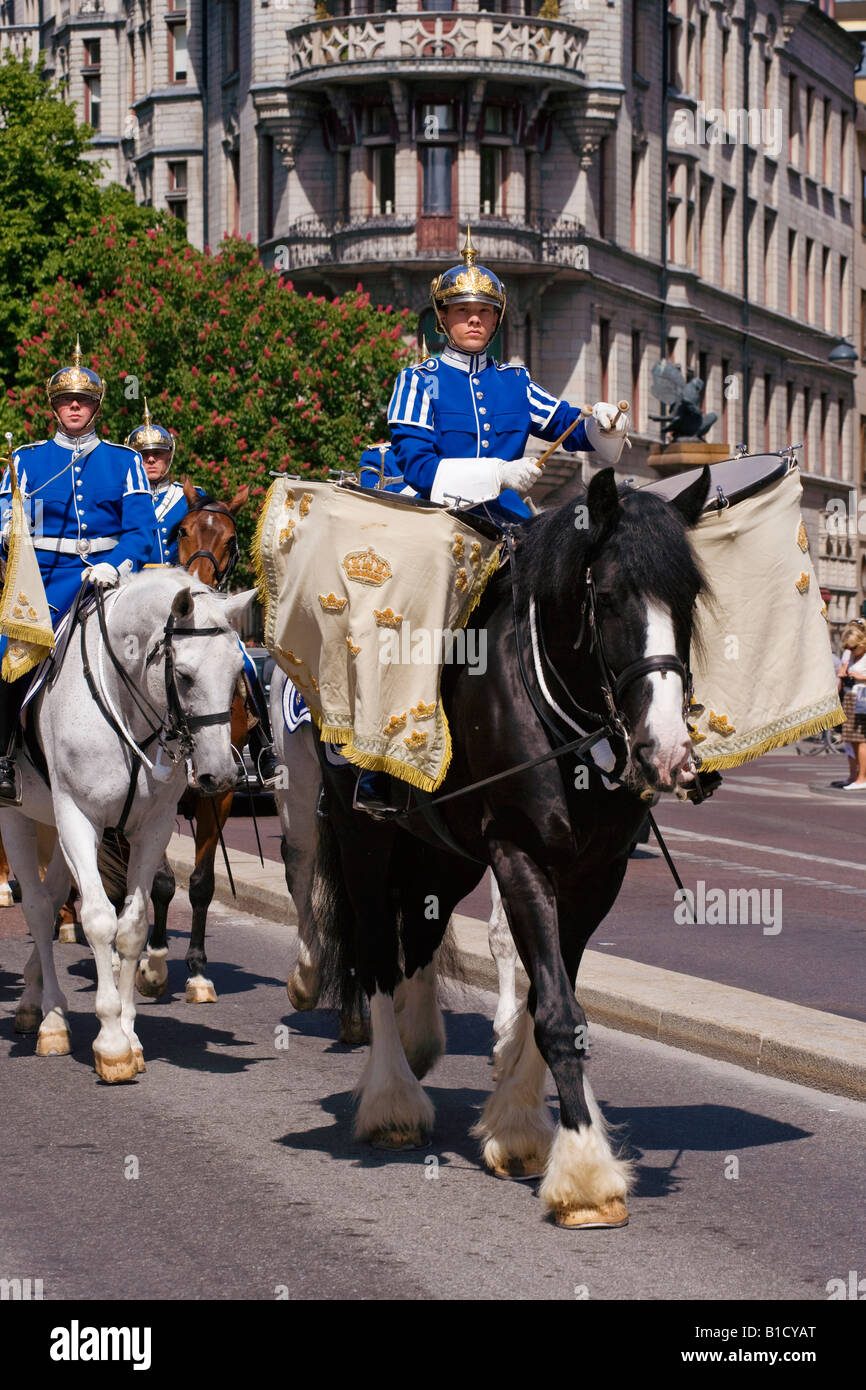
[
  {"x1": 352, "y1": 773, "x2": 409, "y2": 821},
  {"x1": 254, "y1": 745, "x2": 280, "y2": 790}
]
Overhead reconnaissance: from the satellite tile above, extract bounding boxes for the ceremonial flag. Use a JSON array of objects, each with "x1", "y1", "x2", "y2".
[{"x1": 0, "y1": 434, "x2": 55, "y2": 681}]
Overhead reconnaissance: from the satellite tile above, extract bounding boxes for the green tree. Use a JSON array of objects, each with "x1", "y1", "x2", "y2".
[{"x1": 6, "y1": 223, "x2": 414, "y2": 581}]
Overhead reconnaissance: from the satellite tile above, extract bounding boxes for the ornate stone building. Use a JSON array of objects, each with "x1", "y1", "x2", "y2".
[{"x1": 1, "y1": 0, "x2": 863, "y2": 622}]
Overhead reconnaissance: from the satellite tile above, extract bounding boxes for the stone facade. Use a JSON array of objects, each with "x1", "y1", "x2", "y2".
[{"x1": 2, "y1": 0, "x2": 863, "y2": 625}]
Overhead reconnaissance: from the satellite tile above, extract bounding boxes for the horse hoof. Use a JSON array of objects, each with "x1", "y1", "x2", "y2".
[
  {"x1": 286, "y1": 971, "x2": 318, "y2": 1011},
  {"x1": 0, "y1": 885, "x2": 14, "y2": 908},
  {"x1": 490, "y1": 1156, "x2": 548, "y2": 1182},
  {"x1": 14, "y1": 1005, "x2": 42, "y2": 1034},
  {"x1": 93, "y1": 1047, "x2": 139, "y2": 1083},
  {"x1": 370, "y1": 1127, "x2": 427, "y2": 1151},
  {"x1": 185, "y1": 979, "x2": 217, "y2": 1004},
  {"x1": 135, "y1": 965, "x2": 167, "y2": 999},
  {"x1": 338, "y1": 1016, "x2": 370, "y2": 1046},
  {"x1": 131, "y1": 1048, "x2": 146, "y2": 1074},
  {"x1": 554, "y1": 1198, "x2": 629, "y2": 1230},
  {"x1": 35, "y1": 1027, "x2": 71, "y2": 1057},
  {"x1": 57, "y1": 923, "x2": 78, "y2": 944}
]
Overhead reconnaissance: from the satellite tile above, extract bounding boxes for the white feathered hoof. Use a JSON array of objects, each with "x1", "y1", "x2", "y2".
[
  {"x1": 135, "y1": 953, "x2": 168, "y2": 998},
  {"x1": 354, "y1": 1074, "x2": 434, "y2": 1149},
  {"x1": 131, "y1": 1047, "x2": 146, "y2": 1075},
  {"x1": 14, "y1": 1005, "x2": 42, "y2": 1035},
  {"x1": 369, "y1": 1127, "x2": 428, "y2": 1151},
  {"x1": 339, "y1": 1011, "x2": 370, "y2": 1046},
  {"x1": 185, "y1": 976, "x2": 217, "y2": 1004},
  {"x1": 286, "y1": 968, "x2": 319, "y2": 1011},
  {"x1": 35, "y1": 1025, "x2": 71, "y2": 1057},
  {"x1": 0, "y1": 884, "x2": 15, "y2": 908},
  {"x1": 57, "y1": 922, "x2": 78, "y2": 945},
  {"x1": 554, "y1": 1198, "x2": 629, "y2": 1229},
  {"x1": 93, "y1": 1046, "x2": 139, "y2": 1083},
  {"x1": 490, "y1": 1155, "x2": 549, "y2": 1182}
]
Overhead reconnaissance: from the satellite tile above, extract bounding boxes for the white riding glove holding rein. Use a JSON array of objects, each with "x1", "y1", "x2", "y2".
[
  {"x1": 84, "y1": 562, "x2": 120, "y2": 589},
  {"x1": 585, "y1": 401, "x2": 630, "y2": 465},
  {"x1": 430, "y1": 455, "x2": 543, "y2": 506}
]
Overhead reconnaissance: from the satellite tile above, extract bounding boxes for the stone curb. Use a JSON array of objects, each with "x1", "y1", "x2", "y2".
[{"x1": 167, "y1": 834, "x2": 866, "y2": 1103}]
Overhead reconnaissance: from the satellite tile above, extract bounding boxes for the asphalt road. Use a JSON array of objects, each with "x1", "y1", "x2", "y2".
[
  {"x1": 1, "y1": 897, "x2": 863, "y2": 1302},
  {"x1": 222, "y1": 748, "x2": 866, "y2": 1023}
]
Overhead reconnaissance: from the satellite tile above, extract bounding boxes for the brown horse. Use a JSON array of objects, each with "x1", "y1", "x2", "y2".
[{"x1": 135, "y1": 481, "x2": 253, "y2": 1003}]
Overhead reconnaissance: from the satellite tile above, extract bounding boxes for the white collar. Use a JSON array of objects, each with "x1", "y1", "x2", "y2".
[
  {"x1": 152, "y1": 477, "x2": 178, "y2": 495},
  {"x1": 440, "y1": 347, "x2": 488, "y2": 374},
  {"x1": 53, "y1": 428, "x2": 98, "y2": 452}
]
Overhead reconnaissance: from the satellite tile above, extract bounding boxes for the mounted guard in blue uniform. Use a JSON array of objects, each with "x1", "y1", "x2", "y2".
[
  {"x1": 0, "y1": 338, "x2": 159, "y2": 802},
  {"x1": 125, "y1": 404, "x2": 279, "y2": 787}
]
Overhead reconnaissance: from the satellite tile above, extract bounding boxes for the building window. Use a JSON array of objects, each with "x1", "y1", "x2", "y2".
[
  {"x1": 764, "y1": 374, "x2": 772, "y2": 452},
  {"x1": 721, "y1": 357, "x2": 730, "y2": 441},
  {"x1": 805, "y1": 238, "x2": 814, "y2": 322},
  {"x1": 763, "y1": 209, "x2": 775, "y2": 308},
  {"x1": 698, "y1": 173, "x2": 711, "y2": 278},
  {"x1": 223, "y1": 0, "x2": 239, "y2": 79},
  {"x1": 721, "y1": 26, "x2": 729, "y2": 109},
  {"x1": 598, "y1": 137, "x2": 613, "y2": 239},
  {"x1": 128, "y1": 35, "x2": 136, "y2": 106},
  {"x1": 720, "y1": 186, "x2": 735, "y2": 290},
  {"x1": 803, "y1": 386, "x2": 811, "y2": 460},
  {"x1": 227, "y1": 150, "x2": 240, "y2": 235},
  {"x1": 841, "y1": 112, "x2": 851, "y2": 196},
  {"x1": 631, "y1": 329, "x2": 641, "y2": 432},
  {"x1": 260, "y1": 134, "x2": 274, "y2": 242},
  {"x1": 786, "y1": 381, "x2": 794, "y2": 437},
  {"x1": 820, "y1": 392, "x2": 829, "y2": 474},
  {"x1": 806, "y1": 87, "x2": 816, "y2": 177},
  {"x1": 371, "y1": 145, "x2": 395, "y2": 216},
  {"x1": 631, "y1": 150, "x2": 644, "y2": 253},
  {"x1": 788, "y1": 230, "x2": 797, "y2": 315},
  {"x1": 599, "y1": 318, "x2": 611, "y2": 401},
  {"x1": 169, "y1": 22, "x2": 187, "y2": 83},
  {"x1": 525, "y1": 149, "x2": 536, "y2": 223},
  {"x1": 667, "y1": 8, "x2": 681, "y2": 93},
  {"x1": 633, "y1": 0, "x2": 647, "y2": 79},
  {"x1": 84, "y1": 76, "x2": 101, "y2": 131},
  {"x1": 823, "y1": 98, "x2": 832, "y2": 187},
  {"x1": 83, "y1": 37, "x2": 100, "y2": 67},
  {"x1": 667, "y1": 161, "x2": 681, "y2": 263},
  {"x1": 789, "y1": 76, "x2": 799, "y2": 165},
  {"x1": 421, "y1": 145, "x2": 453, "y2": 215},
  {"x1": 480, "y1": 145, "x2": 504, "y2": 217},
  {"x1": 167, "y1": 160, "x2": 187, "y2": 222},
  {"x1": 419, "y1": 102, "x2": 458, "y2": 140},
  {"x1": 822, "y1": 246, "x2": 831, "y2": 332}
]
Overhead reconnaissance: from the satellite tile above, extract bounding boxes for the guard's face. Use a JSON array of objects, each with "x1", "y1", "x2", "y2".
[
  {"x1": 141, "y1": 448, "x2": 173, "y2": 483},
  {"x1": 54, "y1": 394, "x2": 99, "y2": 435},
  {"x1": 440, "y1": 302, "x2": 498, "y2": 351}
]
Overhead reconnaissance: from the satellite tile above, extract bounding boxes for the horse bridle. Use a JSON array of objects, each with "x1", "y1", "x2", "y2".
[
  {"x1": 145, "y1": 609, "x2": 233, "y2": 759},
  {"x1": 179, "y1": 503, "x2": 239, "y2": 590}
]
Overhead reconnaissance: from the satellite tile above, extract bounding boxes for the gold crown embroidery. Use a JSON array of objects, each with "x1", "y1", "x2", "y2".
[
  {"x1": 277, "y1": 646, "x2": 304, "y2": 666},
  {"x1": 708, "y1": 710, "x2": 736, "y2": 735},
  {"x1": 795, "y1": 571, "x2": 810, "y2": 595},
  {"x1": 797, "y1": 520, "x2": 808, "y2": 553},
  {"x1": 439, "y1": 266, "x2": 497, "y2": 301},
  {"x1": 452, "y1": 535, "x2": 465, "y2": 561},
  {"x1": 285, "y1": 490, "x2": 295, "y2": 509},
  {"x1": 384, "y1": 712, "x2": 407, "y2": 736},
  {"x1": 455, "y1": 568, "x2": 468, "y2": 593},
  {"x1": 687, "y1": 724, "x2": 706, "y2": 745},
  {"x1": 470, "y1": 541, "x2": 481, "y2": 568},
  {"x1": 404, "y1": 730, "x2": 428, "y2": 750},
  {"x1": 346, "y1": 636, "x2": 361, "y2": 656},
  {"x1": 411, "y1": 700, "x2": 436, "y2": 721},
  {"x1": 300, "y1": 493, "x2": 313, "y2": 517},
  {"x1": 319, "y1": 592, "x2": 348, "y2": 613},
  {"x1": 374, "y1": 607, "x2": 403, "y2": 629},
  {"x1": 279, "y1": 521, "x2": 296, "y2": 545},
  {"x1": 342, "y1": 546, "x2": 392, "y2": 587}
]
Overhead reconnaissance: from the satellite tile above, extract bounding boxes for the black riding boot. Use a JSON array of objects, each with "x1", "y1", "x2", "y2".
[
  {"x1": 244, "y1": 670, "x2": 279, "y2": 788},
  {"x1": 0, "y1": 674, "x2": 27, "y2": 802}
]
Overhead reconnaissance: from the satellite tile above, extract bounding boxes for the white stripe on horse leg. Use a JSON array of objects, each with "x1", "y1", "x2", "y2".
[
  {"x1": 354, "y1": 990, "x2": 434, "y2": 1146},
  {"x1": 395, "y1": 960, "x2": 445, "y2": 1080},
  {"x1": 487, "y1": 873, "x2": 519, "y2": 1050},
  {"x1": 471, "y1": 1007, "x2": 554, "y2": 1178}
]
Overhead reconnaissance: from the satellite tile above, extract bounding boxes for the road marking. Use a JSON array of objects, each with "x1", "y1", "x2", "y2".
[
  {"x1": 668, "y1": 850, "x2": 866, "y2": 899},
  {"x1": 657, "y1": 825, "x2": 866, "y2": 875}
]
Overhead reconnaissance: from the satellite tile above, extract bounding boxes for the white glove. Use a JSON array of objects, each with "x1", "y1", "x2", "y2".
[
  {"x1": 497, "y1": 457, "x2": 543, "y2": 496},
  {"x1": 585, "y1": 402, "x2": 630, "y2": 465},
  {"x1": 84, "y1": 562, "x2": 120, "y2": 588}
]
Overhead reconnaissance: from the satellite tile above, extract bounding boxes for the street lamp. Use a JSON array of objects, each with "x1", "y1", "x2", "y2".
[{"x1": 828, "y1": 338, "x2": 859, "y2": 363}]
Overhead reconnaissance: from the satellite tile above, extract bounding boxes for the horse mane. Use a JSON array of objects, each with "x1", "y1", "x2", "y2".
[{"x1": 510, "y1": 482, "x2": 707, "y2": 642}]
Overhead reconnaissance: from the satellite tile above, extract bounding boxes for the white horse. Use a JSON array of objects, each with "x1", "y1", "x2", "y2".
[
  {"x1": 272, "y1": 667, "x2": 519, "y2": 1054},
  {"x1": 1, "y1": 570, "x2": 251, "y2": 1082}
]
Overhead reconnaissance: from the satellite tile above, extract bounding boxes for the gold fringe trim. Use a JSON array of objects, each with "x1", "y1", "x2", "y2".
[
  {"x1": 700, "y1": 704, "x2": 844, "y2": 772},
  {"x1": 0, "y1": 487, "x2": 55, "y2": 682},
  {"x1": 253, "y1": 479, "x2": 280, "y2": 612}
]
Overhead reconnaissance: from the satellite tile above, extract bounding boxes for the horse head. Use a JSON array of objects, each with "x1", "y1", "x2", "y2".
[
  {"x1": 175, "y1": 479, "x2": 249, "y2": 589},
  {"x1": 584, "y1": 466, "x2": 710, "y2": 797}
]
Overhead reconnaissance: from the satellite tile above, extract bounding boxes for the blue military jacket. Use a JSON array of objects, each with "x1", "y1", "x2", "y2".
[
  {"x1": 0, "y1": 431, "x2": 158, "y2": 625},
  {"x1": 387, "y1": 346, "x2": 593, "y2": 521},
  {"x1": 149, "y1": 479, "x2": 205, "y2": 564}
]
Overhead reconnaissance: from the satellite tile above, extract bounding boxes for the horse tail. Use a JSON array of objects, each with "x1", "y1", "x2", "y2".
[{"x1": 312, "y1": 798, "x2": 365, "y2": 1023}]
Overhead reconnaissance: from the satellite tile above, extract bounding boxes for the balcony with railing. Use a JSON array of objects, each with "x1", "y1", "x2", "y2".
[
  {"x1": 0, "y1": 25, "x2": 39, "y2": 61},
  {"x1": 286, "y1": 12, "x2": 588, "y2": 87},
  {"x1": 266, "y1": 208, "x2": 586, "y2": 273}
]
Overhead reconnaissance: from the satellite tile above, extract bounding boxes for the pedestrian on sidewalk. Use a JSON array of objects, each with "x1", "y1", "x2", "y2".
[{"x1": 836, "y1": 620, "x2": 866, "y2": 788}]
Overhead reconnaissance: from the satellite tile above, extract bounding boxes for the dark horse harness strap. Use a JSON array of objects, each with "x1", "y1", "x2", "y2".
[{"x1": 180, "y1": 502, "x2": 239, "y2": 590}]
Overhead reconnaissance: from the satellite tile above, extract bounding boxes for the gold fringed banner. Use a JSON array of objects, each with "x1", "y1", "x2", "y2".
[
  {"x1": 0, "y1": 446, "x2": 54, "y2": 682},
  {"x1": 687, "y1": 467, "x2": 842, "y2": 771}
]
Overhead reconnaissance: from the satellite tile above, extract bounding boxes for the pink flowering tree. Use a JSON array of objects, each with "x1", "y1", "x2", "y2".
[{"x1": 4, "y1": 225, "x2": 415, "y2": 582}]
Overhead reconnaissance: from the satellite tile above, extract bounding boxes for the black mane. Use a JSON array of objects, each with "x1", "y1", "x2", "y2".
[{"x1": 511, "y1": 483, "x2": 707, "y2": 639}]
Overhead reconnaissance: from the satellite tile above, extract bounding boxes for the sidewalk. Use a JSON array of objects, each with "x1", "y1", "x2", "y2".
[{"x1": 166, "y1": 832, "x2": 866, "y2": 1104}]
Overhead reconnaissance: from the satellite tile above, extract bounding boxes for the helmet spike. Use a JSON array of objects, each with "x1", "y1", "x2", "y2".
[
  {"x1": 461, "y1": 224, "x2": 477, "y2": 267},
  {"x1": 142, "y1": 397, "x2": 151, "y2": 426},
  {"x1": 417, "y1": 334, "x2": 430, "y2": 364},
  {"x1": 72, "y1": 333, "x2": 83, "y2": 367}
]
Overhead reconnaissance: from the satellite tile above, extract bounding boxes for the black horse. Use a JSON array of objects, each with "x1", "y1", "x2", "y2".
[{"x1": 314, "y1": 466, "x2": 710, "y2": 1229}]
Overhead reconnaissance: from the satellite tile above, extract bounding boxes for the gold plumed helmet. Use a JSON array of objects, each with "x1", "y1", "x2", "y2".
[
  {"x1": 430, "y1": 225, "x2": 506, "y2": 347},
  {"x1": 126, "y1": 398, "x2": 176, "y2": 465},
  {"x1": 46, "y1": 335, "x2": 106, "y2": 417}
]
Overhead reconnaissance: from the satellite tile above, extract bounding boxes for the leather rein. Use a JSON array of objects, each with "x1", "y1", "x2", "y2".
[{"x1": 179, "y1": 502, "x2": 239, "y2": 589}]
